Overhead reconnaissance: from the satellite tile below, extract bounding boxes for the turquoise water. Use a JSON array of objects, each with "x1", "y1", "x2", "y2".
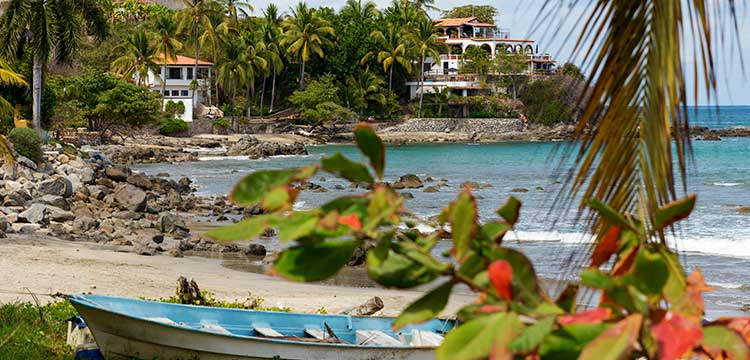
[{"x1": 135, "y1": 106, "x2": 750, "y2": 316}]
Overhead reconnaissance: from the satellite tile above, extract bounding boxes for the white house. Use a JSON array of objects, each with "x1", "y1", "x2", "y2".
[
  {"x1": 145, "y1": 54, "x2": 213, "y2": 122},
  {"x1": 406, "y1": 17, "x2": 557, "y2": 99}
]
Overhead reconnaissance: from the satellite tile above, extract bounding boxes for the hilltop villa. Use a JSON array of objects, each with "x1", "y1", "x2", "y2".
[
  {"x1": 144, "y1": 55, "x2": 214, "y2": 122},
  {"x1": 406, "y1": 17, "x2": 557, "y2": 99}
]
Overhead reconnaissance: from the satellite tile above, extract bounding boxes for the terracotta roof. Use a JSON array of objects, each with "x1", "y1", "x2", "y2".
[
  {"x1": 434, "y1": 17, "x2": 495, "y2": 28},
  {"x1": 157, "y1": 54, "x2": 213, "y2": 66}
]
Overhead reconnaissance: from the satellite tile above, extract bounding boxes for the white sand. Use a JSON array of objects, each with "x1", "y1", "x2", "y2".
[{"x1": 0, "y1": 234, "x2": 474, "y2": 316}]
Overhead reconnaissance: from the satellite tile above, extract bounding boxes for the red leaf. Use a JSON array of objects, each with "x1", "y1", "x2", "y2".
[
  {"x1": 478, "y1": 305, "x2": 505, "y2": 313},
  {"x1": 686, "y1": 268, "x2": 712, "y2": 315},
  {"x1": 488, "y1": 260, "x2": 513, "y2": 301},
  {"x1": 558, "y1": 308, "x2": 612, "y2": 325},
  {"x1": 338, "y1": 213, "x2": 362, "y2": 230},
  {"x1": 653, "y1": 312, "x2": 703, "y2": 360},
  {"x1": 590, "y1": 226, "x2": 621, "y2": 268}
]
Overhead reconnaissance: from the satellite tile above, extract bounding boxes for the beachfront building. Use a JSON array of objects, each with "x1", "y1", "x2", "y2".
[
  {"x1": 142, "y1": 55, "x2": 213, "y2": 122},
  {"x1": 406, "y1": 17, "x2": 557, "y2": 99}
]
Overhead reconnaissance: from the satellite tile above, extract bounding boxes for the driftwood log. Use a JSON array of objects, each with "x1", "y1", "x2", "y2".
[
  {"x1": 338, "y1": 296, "x2": 384, "y2": 316},
  {"x1": 176, "y1": 276, "x2": 205, "y2": 305}
]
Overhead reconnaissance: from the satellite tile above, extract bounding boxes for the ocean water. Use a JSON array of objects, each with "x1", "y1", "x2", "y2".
[{"x1": 135, "y1": 106, "x2": 750, "y2": 317}]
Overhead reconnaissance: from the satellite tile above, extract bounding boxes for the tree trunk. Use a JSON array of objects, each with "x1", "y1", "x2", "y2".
[
  {"x1": 299, "y1": 60, "x2": 305, "y2": 88},
  {"x1": 259, "y1": 76, "x2": 266, "y2": 116},
  {"x1": 246, "y1": 85, "x2": 252, "y2": 118},
  {"x1": 418, "y1": 54, "x2": 425, "y2": 118},
  {"x1": 162, "y1": 55, "x2": 167, "y2": 101},
  {"x1": 194, "y1": 25, "x2": 199, "y2": 113},
  {"x1": 388, "y1": 64, "x2": 393, "y2": 92},
  {"x1": 270, "y1": 70, "x2": 276, "y2": 113},
  {"x1": 32, "y1": 52, "x2": 43, "y2": 136}
]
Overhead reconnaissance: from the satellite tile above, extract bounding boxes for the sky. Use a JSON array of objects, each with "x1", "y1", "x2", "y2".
[{"x1": 244, "y1": 0, "x2": 750, "y2": 105}]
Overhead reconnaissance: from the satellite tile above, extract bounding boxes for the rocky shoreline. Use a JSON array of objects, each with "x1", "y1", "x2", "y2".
[{"x1": 0, "y1": 145, "x2": 279, "y2": 259}]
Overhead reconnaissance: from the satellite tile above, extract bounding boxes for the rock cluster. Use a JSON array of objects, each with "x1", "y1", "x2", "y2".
[
  {"x1": 0, "y1": 146, "x2": 245, "y2": 256},
  {"x1": 226, "y1": 136, "x2": 307, "y2": 158}
]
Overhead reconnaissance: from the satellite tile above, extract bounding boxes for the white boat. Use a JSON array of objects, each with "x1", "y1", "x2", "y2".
[{"x1": 68, "y1": 294, "x2": 454, "y2": 360}]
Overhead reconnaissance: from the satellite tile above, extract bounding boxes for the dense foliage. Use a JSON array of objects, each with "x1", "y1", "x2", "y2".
[
  {"x1": 159, "y1": 118, "x2": 190, "y2": 135},
  {"x1": 519, "y1": 76, "x2": 584, "y2": 125},
  {"x1": 442, "y1": 5, "x2": 498, "y2": 24},
  {"x1": 0, "y1": 301, "x2": 76, "y2": 360},
  {"x1": 210, "y1": 124, "x2": 750, "y2": 360},
  {"x1": 8, "y1": 127, "x2": 42, "y2": 162}
]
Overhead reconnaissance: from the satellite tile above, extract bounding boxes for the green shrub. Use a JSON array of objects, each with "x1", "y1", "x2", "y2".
[
  {"x1": 159, "y1": 118, "x2": 189, "y2": 135},
  {"x1": 164, "y1": 100, "x2": 185, "y2": 116},
  {"x1": 8, "y1": 127, "x2": 42, "y2": 162},
  {"x1": 214, "y1": 118, "x2": 229, "y2": 128}
]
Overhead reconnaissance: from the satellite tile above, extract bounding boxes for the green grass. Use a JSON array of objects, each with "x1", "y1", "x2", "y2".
[{"x1": 0, "y1": 301, "x2": 76, "y2": 359}]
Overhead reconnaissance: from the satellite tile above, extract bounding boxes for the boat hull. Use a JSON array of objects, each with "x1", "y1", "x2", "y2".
[{"x1": 71, "y1": 296, "x2": 443, "y2": 360}]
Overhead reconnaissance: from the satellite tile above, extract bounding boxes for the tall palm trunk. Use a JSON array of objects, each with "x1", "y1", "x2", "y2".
[
  {"x1": 193, "y1": 25, "x2": 199, "y2": 113},
  {"x1": 32, "y1": 53, "x2": 43, "y2": 136},
  {"x1": 270, "y1": 69, "x2": 276, "y2": 113},
  {"x1": 388, "y1": 64, "x2": 393, "y2": 92},
  {"x1": 299, "y1": 60, "x2": 305, "y2": 88},
  {"x1": 417, "y1": 54, "x2": 425, "y2": 118},
  {"x1": 260, "y1": 76, "x2": 267, "y2": 116},
  {"x1": 162, "y1": 53, "x2": 168, "y2": 101}
]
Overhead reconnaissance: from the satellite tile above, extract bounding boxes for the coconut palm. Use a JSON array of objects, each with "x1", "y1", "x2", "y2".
[
  {"x1": 362, "y1": 28, "x2": 411, "y2": 92},
  {"x1": 178, "y1": 0, "x2": 219, "y2": 106},
  {"x1": 0, "y1": 0, "x2": 108, "y2": 134},
  {"x1": 340, "y1": 0, "x2": 380, "y2": 22},
  {"x1": 153, "y1": 15, "x2": 183, "y2": 100},
  {"x1": 241, "y1": 32, "x2": 268, "y2": 117},
  {"x1": 214, "y1": 32, "x2": 248, "y2": 115},
  {"x1": 282, "y1": 2, "x2": 335, "y2": 88},
  {"x1": 548, "y1": 0, "x2": 729, "y2": 245},
  {"x1": 222, "y1": 0, "x2": 253, "y2": 25},
  {"x1": 408, "y1": 17, "x2": 447, "y2": 118},
  {"x1": 346, "y1": 70, "x2": 387, "y2": 115},
  {"x1": 261, "y1": 5, "x2": 285, "y2": 113},
  {"x1": 111, "y1": 30, "x2": 161, "y2": 86}
]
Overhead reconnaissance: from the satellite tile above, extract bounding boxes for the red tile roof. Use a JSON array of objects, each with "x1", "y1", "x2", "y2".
[
  {"x1": 434, "y1": 17, "x2": 495, "y2": 28},
  {"x1": 157, "y1": 54, "x2": 213, "y2": 66}
]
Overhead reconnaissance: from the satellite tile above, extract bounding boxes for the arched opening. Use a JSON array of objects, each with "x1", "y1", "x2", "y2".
[
  {"x1": 505, "y1": 44, "x2": 514, "y2": 53},
  {"x1": 525, "y1": 45, "x2": 534, "y2": 54},
  {"x1": 515, "y1": 44, "x2": 523, "y2": 53},
  {"x1": 450, "y1": 45, "x2": 463, "y2": 55},
  {"x1": 480, "y1": 44, "x2": 492, "y2": 54}
]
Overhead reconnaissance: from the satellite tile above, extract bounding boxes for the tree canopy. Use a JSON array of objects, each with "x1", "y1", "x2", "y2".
[{"x1": 441, "y1": 5, "x2": 498, "y2": 24}]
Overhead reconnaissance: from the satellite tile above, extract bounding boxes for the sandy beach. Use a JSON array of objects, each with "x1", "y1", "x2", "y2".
[{"x1": 0, "y1": 234, "x2": 475, "y2": 317}]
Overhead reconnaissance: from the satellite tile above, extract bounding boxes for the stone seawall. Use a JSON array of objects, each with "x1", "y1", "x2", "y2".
[{"x1": 383, "y1": 118, "x2": 524, "y2": 134}]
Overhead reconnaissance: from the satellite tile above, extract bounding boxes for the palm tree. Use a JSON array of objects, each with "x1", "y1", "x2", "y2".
[
  {"x1": 282, "y1": 2, "x2": 335, "y2": 88},
  {"x1": 553, "y1": 0, "x2": 725, "y2": 242},
  {"x1": 384, "y1": 0, "x2": 419, "y2": 28},
  {"x1": 111, "y1": 30, "x2": 161, "y2": 86},
  {"x1": 215, "y1": 32, "x2": 248, "y2": 118},
  {"x1": 262, "y1": 5, "x2": 285, "y2": 113},
  {"x1": 0, "y1": 0, "x2": 108, "y2": 134},
  {"x1": 241, "y1": 33, "x2": 268, "y2": 117},
  {"x1": 178, "y1": 0, "x2": 217, "y2": 107},
  {"x1": 346, "y1": 70, "x2": 387, "y2": 115},
  {"x1": 408, "y1": 17, "x2": 447, "y2": 118},
  {"x1": 223, "y1": 0, "x2": 253, "y2": 26},
  {"x1": 153, "y1": 15, "x2": 183, "y2": 100},
  {"x1": 340, "y1": 0, "x2": 380, "y2": 22},
  {"x1": 362, "y1": 28, "x2": 411, "y2": 92}
]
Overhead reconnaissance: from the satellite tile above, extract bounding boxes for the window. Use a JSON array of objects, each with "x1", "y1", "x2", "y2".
[
  {"x1": 181, "y1": 90, "x2": 189, "y2": 97},
  {"x1": 171, "y1": 90, "x2": 180, "y2": 97},
  {"x1": 186, "y1": 68, "x2": 193, "y2": 80},
  {"x1": 163, "y1": 90, "x2": 170, "y2": 97},
  {"x1": 167, "y1": 67, "x2": 183, "y2": 80},
  {"x1": 197, "y1": 67, "x2": 209, "y2": 79}
]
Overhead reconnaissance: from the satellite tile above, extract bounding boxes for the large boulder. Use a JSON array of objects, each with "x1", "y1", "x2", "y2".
[
  {"x1": 73, "y1": 216, "x2": 99, "y2": 232},
  {"x1": 127, "y1": 173, "x2": 153, "y2": 190},
  {"x1": 37, "y1": 176, "x2": 73, "y2": 197},
  {"x1": 33, "y1": 194, "x2": 68, "y2": 210},
  {"x1": 18, "y1": 203, "x2": 48, "y2": 224},
  {"x1": 158, "y1": 212, "x2": 189, "y2": 235},
  {"x1": 47, "y1": 206, "x2": 76, "y2": 222},
  {"x1": 105, "y1": 166, "x2": 129, "y2": 182},
  {"x1": 56, "y1": 164, "x2": 95, "y2": 185},
  {"x1": 112, "y1": 184, "x2": 147, "y2": 212},
  {"x1": 393, "y1": 174, "x2": 424, "y2": 189}
]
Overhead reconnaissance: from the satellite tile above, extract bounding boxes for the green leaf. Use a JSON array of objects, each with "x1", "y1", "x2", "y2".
[
  {"x1": 580, "y1": 269, "x2": 615, "y2": 289},
  {"x1": 205, "y1": 215, "x2": 274, "y2": 242},
  {"x1": 273, "y1": 240, "x2": 359, "y2": 282},
  {"x1": 354, "y1": 123, "x2": 385, "y2": 180},
  {"x1": 321, "y1": 153, "x2": 374, "y2": 183},
  {"x1": 436, "y1": 312, "x2": 524, "y2": 360},
  {"x1": 479, "y1": 221, "x2": 512, "y2": 243},
  {"x1": 540, "y1": 323, "x2": 610, "y2": 360},
  {"x1": 394, "y1": 242, "x2": 451, "y2": 274},
  {"x1": 393, "y1": 281, "x2": 453, "y2": 330},
  {"x1": 496, "y1": 196, "x2": 522, "y2": 225},
  {"x1": 578, "y1": 314, "x2": 642, "y2": 360},
  {"x1": 450, "y1": 189, "x2": 478, "y2": 261},
  {"x1": 702, "y1": 325, "x2": 749, "y2": 360},
  {"x1": 457, "y1": 251, "x2": 487, "y2": 279},
  {"x1": 262, "y1": 186, "x2": 295, "y2": 211},
  {"x1": 230, "y1": 169, "x2": 296, "y2": 206},
  {"x1": 367, "y1": 237, "x2": 438, "y2": 288},
  {"x1": 488, "y1": 248, "x2": 547, "y2": 307},
  {"x1": 654, "y1": 194, "x2": 696, "y2": 231},
  {"x1": 588, "y1": 198, "x2": 635, "y2": 231},
  {"x1": 632, "y1": 246, "x2": 668, "y2": 297},
  {"x1": 274, "y1": 211, "x2": 320, "y2": 242},
  {"x1": 656, "y1": 244, "x2": 689, "y2": 308},
  {"x1": 508, "y1": 316, "x2": 556, "y2": 352}
]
